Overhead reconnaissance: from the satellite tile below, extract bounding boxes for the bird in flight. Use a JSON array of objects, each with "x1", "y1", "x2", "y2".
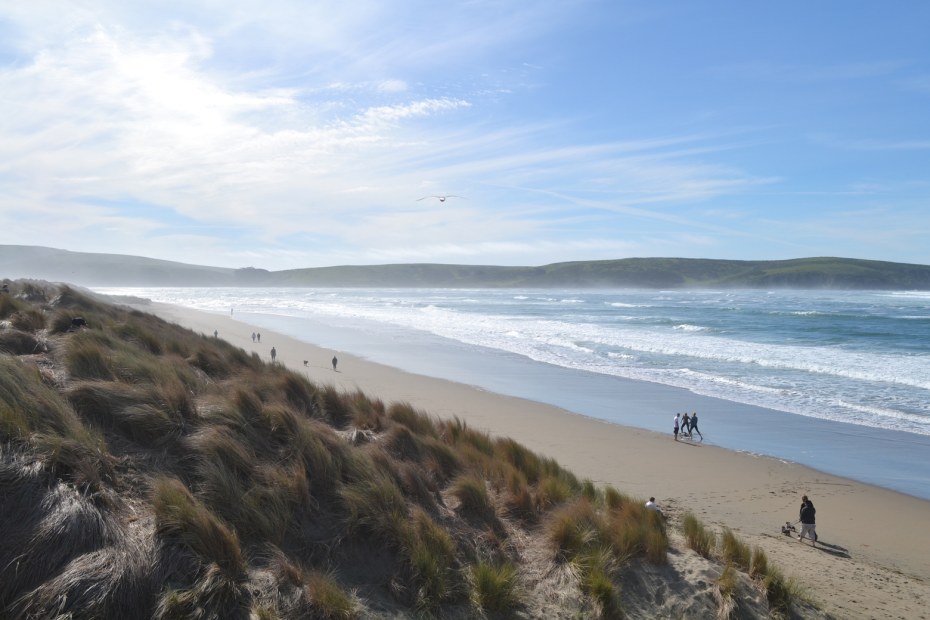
[{"x1": 417, "y1": 195, "x2": 463, "y2": 203}]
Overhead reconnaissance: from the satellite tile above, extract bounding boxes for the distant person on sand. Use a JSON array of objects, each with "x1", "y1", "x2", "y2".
[
  {"x1": 681, "y1": 412, "x2": 691, "y2": 438},
  {"x1": 270, "y1": 347, "x2": 276, "y2": 362},
  {"x1": 673, "y1": 413, "x2": 680, "y2": 440},
  {"x1": 645, "y1": 497, "x2": 664, "y2": 519},
  {"x1": 689, "y1": 411, "x2": 702, "y2": 440},
  {"x1": 332, "y1": 355, "x2": 338, "y2": 371},
  {"x1": 251, "y1": 332, "x2": 256, "y2": 342},
  {"x1": 213, "y1": 329, "x2": 218, "y2": 338},
  {"x1": 798, "y1": 495, "x2": 817, "y2": 545},
  {"x1": 257, "y1": 333, "x2": 261, "y2": 343}
]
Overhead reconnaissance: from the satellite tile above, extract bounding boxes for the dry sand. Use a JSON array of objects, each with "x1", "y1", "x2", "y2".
[{"x1": 141, "y1": 301, "x2": 929, "y2": 620}]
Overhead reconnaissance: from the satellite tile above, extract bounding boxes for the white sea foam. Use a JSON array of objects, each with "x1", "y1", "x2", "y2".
[{"x1": 96, "y1": 286, "x2": 930, "y2": 436}]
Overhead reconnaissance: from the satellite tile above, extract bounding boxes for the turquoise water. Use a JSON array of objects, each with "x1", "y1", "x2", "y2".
[{"x1": 99, "y1": 287, "x2": 930, "y2": 498}]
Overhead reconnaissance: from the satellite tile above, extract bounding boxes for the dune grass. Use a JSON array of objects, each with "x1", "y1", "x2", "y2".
[
  {"x1": 470, "y1": 560, "x2": 522, "y2": 614},
  {"x1": 682, "y1": 512, "x2": 717, "y2": 558},
  {"x1": 0, "y1": 281, "x2": 820, "y2": 619},
  {"x1": 719, "y1": 528, "x2": 752, "y2": 572},
  {"x1": 152, "y1": 477, "x2": 245, "y2": 578},
  {"x1": 715, "y1": 563, "x2": 738, "y2": 620}
]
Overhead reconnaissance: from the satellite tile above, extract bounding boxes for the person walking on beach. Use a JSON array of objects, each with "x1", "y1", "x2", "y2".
[
  {"x1": 673, "y1": 413, "x2": 680, "y2": 440},
  {"x1": 251, "y1": 332, "x2": 256, "y2": 343},
  {"x1": 270, "y1": 346, "x2": 276, "y2": 363},
  {"x1": 689, "y1": 411, "x2": 702, "y2": 440},
  {"x1": 332, "y1": 355, "x2": 338, "y2": 371},
  {"x1": 257, "y1": 333, "x2": 261, "y2": 343},
  {"x1": 213, "y1": 329, "x2": 218, "y2": 338},
  {"x1": 798, "y1": 495, "x2": 817, "y2": 545},
  {"x1": 681, "y1": 412, "x2": 691, "y2": 438}
]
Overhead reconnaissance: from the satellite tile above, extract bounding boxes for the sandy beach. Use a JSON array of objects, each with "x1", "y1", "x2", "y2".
[{"x1": 141, "y1": 301, "x2": 929, "y2": 620}]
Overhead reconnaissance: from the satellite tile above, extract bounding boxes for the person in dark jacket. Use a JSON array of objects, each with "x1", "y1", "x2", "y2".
[{"x1": 798, "y1": 495, "x2": 817, "y2": 545}]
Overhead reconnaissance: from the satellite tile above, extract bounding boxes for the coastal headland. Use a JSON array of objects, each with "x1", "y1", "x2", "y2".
[{"x1": 144, "y1": 300, "x2": 930, "y2": 620}]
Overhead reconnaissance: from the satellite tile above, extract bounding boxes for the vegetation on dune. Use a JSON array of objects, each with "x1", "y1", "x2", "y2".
[{"x1": 0, "y1": 279, "x2": 819, "y2": 618}]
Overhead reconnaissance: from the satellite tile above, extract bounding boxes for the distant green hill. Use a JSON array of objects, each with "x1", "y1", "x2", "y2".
[{"x1": 3, "y1": 245, "x2": 930, "y2": 289}]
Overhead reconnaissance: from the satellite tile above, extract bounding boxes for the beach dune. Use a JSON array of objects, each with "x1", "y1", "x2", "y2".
[{"x1": 143, "y1": 301, "x2": 930, "y2": 620}]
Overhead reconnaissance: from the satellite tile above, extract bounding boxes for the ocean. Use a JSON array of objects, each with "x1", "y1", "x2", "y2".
[{"x1": 97, "y1": 287, "x2": 930, "y2": 499}]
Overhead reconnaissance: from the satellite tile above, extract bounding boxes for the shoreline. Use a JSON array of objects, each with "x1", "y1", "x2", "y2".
[{"x1": 134, "y1": 299, "x2": 929, "y2": 619}]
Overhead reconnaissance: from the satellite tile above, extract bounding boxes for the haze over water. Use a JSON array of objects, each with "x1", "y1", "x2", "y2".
[{"x1": 101, "y1": 287, "x2": 930, "y2": 498}]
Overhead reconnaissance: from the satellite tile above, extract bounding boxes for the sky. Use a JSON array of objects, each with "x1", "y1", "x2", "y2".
[{"x1": 2, "y1": 1, "x2": 929, "y2": 270}]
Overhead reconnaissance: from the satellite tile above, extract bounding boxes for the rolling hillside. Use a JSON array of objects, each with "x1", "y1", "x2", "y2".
[{"x1": 3, "y1": 245, "x2": 929, "y2": 289}]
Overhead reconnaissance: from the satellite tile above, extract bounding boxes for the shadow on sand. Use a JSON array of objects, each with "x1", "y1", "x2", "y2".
[{"x1": 812, "y1": 540, "x2": 850, "y2": 558}]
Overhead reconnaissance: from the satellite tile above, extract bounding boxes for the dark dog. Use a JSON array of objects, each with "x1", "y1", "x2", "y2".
[{"x1": 71, "y1": 317, "x2": 87, "y2": 328}]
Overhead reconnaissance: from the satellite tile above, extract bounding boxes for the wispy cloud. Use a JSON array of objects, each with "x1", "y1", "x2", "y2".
[{"x1": 1, "y1": 2, "x2": 928, "y2": 268}]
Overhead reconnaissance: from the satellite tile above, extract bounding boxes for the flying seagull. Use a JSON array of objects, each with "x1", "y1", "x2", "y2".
[{"x1": 417, "y1": 195, "x2": 463, "y2": 203}]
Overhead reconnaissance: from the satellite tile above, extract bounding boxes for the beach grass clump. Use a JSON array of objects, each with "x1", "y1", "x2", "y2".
[
  {"x1": 440, "y1": 416, "x2": 495, "y2": 457},
  {"x1": 11, "y1": 308, "x2": 46, "y2": 332},
  {"x1": 32, "y1": 431, "x2": 112, "y2": 493},
  {"x1": 0, "y1": 329, "x2": 43, "y2": 355},
  {"x1": 0, "y1": 291, "x2": 24, "y2": 318},
  {"x1": 187, "y1": 342, "x2": 235, "y2": 379},
  {"x1": 0, "y1": 359, "x2": 107, "y2": 474},
  {"x1": 494, "y1": 437, "x2": 543, "y2": 484},
  {"x1": 305, "y1": 570, "x2": 357, "y2": 619},
  {"x1": 604, "y1": 501, "x2": 668, "y2": 565},
  {"x1": 762, "y1": 564, "x2": 800, "y2": 618},
  {"x1": 66, "y1": 336, "x2": 115, "y2": 380},
  {"x1": 420, "y1": 436, "x2": 461, "y2": 484},
  {"x1": 387, "y1": 402, "x2": 438, "y2": 437},
  {"x1": 719, "y1": 528, "x2": 751, "y2": 571},
  {"x1": 576, "y1": 547, "x2": 622, "y2": 618},
  {"x1": 547, "y1": 499, "x2": 603, "y2": 561},
  {"x1": 580, "y1": 478, "x2": 599, "y2": 503},
  {"x1": 603, "y1": 485, "x2": 634, "y2": 512},
  {"x1": 715, "y1": 563, "x2": 738, "y2": 620},
  {"x1": 749, "y1": 546, "x2": 769, "y2": 581},
  {"x1": 152, "y1": 477, "x2": 245, "y2": 578},
  {"x1": 384, "y1": 424, "x2": 425, "y2": 462},
  {"x1": 339, "y1": 471, "x2": 409, "y2": 547},
  {"x1": 67, "y1": 381, "x2": 184, "y2": 446},
  {"x1": 273, "y1": 370, "x2": 321, "y2": 417},
  {"x1": 405, "y1": 507, "x2": 460, "y2": 612},
  {"x1": 112, "y1": 319, "x2": 165, "y2": 355},
  {"x1": 535, "y1": 473, "x2": 574, "y2": 510},
  {"x1": 469, "y1": 560, "x2": 522, "y2": 614},
  {"x1": 682, "y1": 512, "x2": 716, "y2": 558},
  {"x1": 450, "y1": 473, "x2": 495, "y2": 519}
]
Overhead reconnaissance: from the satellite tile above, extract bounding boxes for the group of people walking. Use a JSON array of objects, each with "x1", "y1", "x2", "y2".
[{"x1": 673, "y1": 411, "x2": 702, "y2": 441}]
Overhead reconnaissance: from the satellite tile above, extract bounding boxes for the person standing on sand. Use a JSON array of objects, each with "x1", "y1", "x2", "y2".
[
  {"x1": 257, "y1": 333, "x2": 261, "y2": 343},
  {"x1": 689, "y1": 411, "x2": 702, "y2": 440},
  {"x1": 213, "y1": 329, "x2": 218, "y2": 338},
  {"x1": 681, "y1": 412, "x2": 691, "y2": 438},
  {"x1": 673, "y1": 413, "x2": 680, "y2": 440},
  {"x1": 332, "y1": 355, "x2": 338, "y2": 371},
  {"x1": 798, "y1": 495, "x2": 817, "y2": 545},
  {"x1": 270, "y1": 347, "x2": 276, "y2": 363}
]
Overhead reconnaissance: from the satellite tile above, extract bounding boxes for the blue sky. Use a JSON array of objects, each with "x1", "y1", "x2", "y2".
[{"x1": 2, "y1": 1, "x2": 929, "y2": 270}]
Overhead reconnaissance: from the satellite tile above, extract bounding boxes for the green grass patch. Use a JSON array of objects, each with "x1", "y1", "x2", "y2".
[
  {"x1": 682, "y1": 512, "x2": 716, "y2": 558},
  {"x1": 470, "y1": 560, "x2": 522, "y2": 614}
]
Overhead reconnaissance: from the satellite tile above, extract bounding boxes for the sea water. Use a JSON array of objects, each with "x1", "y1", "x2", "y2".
[{"x1": 97, "y1": 287, "x2": 930, "y2": 498}]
